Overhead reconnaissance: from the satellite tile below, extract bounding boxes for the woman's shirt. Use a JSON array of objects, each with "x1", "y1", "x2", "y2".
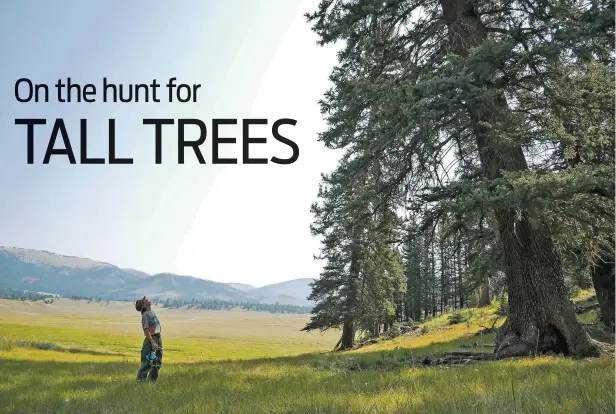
[{"x1": 141, "y1": 310, "x2": 161, "y2": 336}]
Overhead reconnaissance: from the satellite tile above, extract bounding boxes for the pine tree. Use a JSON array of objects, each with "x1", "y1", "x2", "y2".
[
  {"x1": 305, "y1": 144, "x2": 407, "y2": 348},
  {"x1": 357, "y1": 206, "x2": 406, "y2": 336},
  {"x1": 306, "y1": 0, "x2": 613, "y2": 357},
  {"x1": 403, "y1": 221, "x2": 423, "y2": 322},
  {"x1": 303, "y1": 159, "x2": 365, "y2": 349}
]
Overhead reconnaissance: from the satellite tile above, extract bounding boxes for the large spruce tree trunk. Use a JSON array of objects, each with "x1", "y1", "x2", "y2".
[
  {"x1": 440, "y1": 0, "x2": 602, "y2": 358},
  {"x1": 591, "y1": 249, "x2": 615, "y2": 331},
  {"x1": 494, "y1": 209, "x2": 600, "y2": 357}
]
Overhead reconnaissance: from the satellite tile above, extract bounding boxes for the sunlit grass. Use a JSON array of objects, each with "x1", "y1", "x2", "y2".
[
  {"x1": 0, "y1": 298, "x2": 613, "y2": 413},
  {"x1": 572, "y1": 288, "x2": 597, "y2": 303},
  {"x1": 354, "y1": 304, "x2": 502, "y2": 355},
  {"x1": 1, "y1": 353, "x2": 613, "y2": 414},
  {"x1": 0, "y1": 323, "x2": 328, "y2": 363},
  {"x1": 578, "y1": 309, "x2": 599, "y2": 324}
]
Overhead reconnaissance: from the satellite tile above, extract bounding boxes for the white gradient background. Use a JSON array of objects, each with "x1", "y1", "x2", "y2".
[{"x1": 0, "y1": 0, "x2": 341, "y2": 286}]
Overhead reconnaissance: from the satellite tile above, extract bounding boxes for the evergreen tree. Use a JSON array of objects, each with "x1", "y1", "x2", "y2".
[
  {"x1": 402, "y1": 222, "x2": 423, "y2": 321},
  {"x1": 304, "y1": 143, "x2": 406, "y2": 348},
  {"x1": 306, "y1": 0, "x2": 612, "y2": 357},
  {"x1": 303, "y1": 160, "x2": 365, "y2": 349}
]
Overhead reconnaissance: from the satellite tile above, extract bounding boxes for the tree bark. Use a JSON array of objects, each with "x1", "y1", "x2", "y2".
[
  {"x1": 338, "y1": 320, "x2": 355, "y2": 350},
  {"x1": 336, "y1": 232, "x2": 361, "y2": 351},
  {"x1": 440, "y1": 0, "x2": 602, "y2": 358},
  {"x1": 414, "y1": 259, "x2": 422, "y2": 320},
  {"x1": 493, "y1": 210, "x2": 601, "y2": 357},
  {"x1": 453, "y1": 239, "x2": 459, "y2": 309},
  {"x1": 478, "y1": 279, "x2": 490, "y2": 307},
  {"x1": 591, "y1": 249, "x2": 615, "y2": 331}
]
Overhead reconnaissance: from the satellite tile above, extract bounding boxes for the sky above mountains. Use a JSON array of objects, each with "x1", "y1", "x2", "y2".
[{"x1": 0, "y1": 0, "x2": 341, "y2": 286}]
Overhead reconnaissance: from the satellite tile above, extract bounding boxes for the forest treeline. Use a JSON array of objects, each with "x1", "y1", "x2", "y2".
[
  {"x1": 0, "y1": 288, "x2": 313, "y2": 315},
  {"x1": 303, "y1": 0, "x2": 614, "y2": 358},
  {"x1": 0, "y1": 287, "x2": 57, "y2": 302},
  {"x1": 157, "y1": 297, "x2": 313, "y2": 314}
]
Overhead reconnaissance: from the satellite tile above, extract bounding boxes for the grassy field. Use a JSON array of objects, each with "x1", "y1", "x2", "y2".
[
  {"x1": 0, "y1": 299, "x2": 337, "y2": 362},
  {"x1": 0, "y1": 297, "x2": 613, "y2": 413}
]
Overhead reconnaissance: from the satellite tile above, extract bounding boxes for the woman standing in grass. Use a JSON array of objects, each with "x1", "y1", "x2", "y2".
[{"x1": 135, "y1": 296, "x2": 163, "y2": 383}]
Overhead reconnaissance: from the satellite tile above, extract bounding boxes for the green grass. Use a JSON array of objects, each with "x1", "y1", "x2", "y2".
[
  {"x1": 1, "y1": 353, "x2": 613, "y2": 413},
  {"x1": 0, "y1": 322, "x2": 325, "y2": 362},
  {"x1": 578, "y1": 309, "x2": 600, "y2": 324},
  {"x1": 354, "y1": 304, "x2": 502, "y2": 356},
  {"x1": 0, "y1": 298, "x2": 614, "y2": 413},
  {"x1": 572, "y1": 288, "x2": 597, "y2": 303}
]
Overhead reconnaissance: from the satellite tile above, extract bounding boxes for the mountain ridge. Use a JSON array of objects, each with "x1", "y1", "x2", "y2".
[{"x1": 0, "y1": 246, "x2": 315, "y2": 307}]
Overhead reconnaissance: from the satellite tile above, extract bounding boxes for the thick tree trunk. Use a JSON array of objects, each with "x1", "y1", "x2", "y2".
[
  {"x1": 494, "y1": 209, "x2": 600, "y2": 357},
  {"x1": 440, "y1": 0, "x2": 602, "y2": 358},
  {"x1": 591, "y1": 250, "x2": 615, "y2": 331}
]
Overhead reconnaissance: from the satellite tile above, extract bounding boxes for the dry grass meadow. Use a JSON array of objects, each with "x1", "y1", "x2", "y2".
[{"x1": 0, "y1": 297, "x2": 613, "y2": 413}]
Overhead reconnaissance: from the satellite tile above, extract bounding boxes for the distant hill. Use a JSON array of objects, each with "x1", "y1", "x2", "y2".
[
  {"x1": 0, "y1": 246, "x2": 315, "y2": 307},
  {"x1": 227, "y1": 283, "x2": 256, "y2": 292},
  {"x1": 247, "y1": 278, "x2": 315, "y2": 306},
  {"x1": 114, "y1": 273, "x2": 252, "y2": 302},
  {"x1": 0, "y1": 246, "x2": 148, "y2": 299}
]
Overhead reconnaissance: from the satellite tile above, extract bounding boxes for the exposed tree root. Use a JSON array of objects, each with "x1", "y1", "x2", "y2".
[{"x1": 494, "y1": 318, "x2": 613, "y2": 359}]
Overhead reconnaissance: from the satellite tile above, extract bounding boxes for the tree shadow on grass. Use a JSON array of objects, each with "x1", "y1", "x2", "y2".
[
  {"x1": 192, "y1": 333, "x2": 497, "y2": 371},
  {"x1": 1, "y1": 343, "x2": 614, "y2": 414}
]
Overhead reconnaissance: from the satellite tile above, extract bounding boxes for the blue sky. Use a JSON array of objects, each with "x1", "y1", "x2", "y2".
[{"x1": 0, "y1": 0, "x2": 341, "y2": 286}]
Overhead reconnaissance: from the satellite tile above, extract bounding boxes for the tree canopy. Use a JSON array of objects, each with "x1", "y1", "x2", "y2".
[{"x1": 304, "y1": 0, "x2": 614, "y2": 355}]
